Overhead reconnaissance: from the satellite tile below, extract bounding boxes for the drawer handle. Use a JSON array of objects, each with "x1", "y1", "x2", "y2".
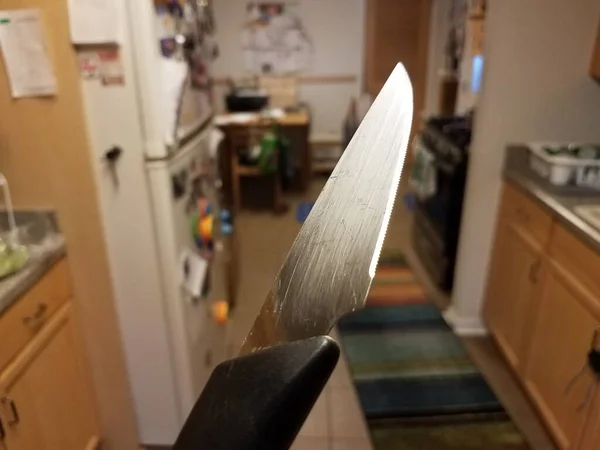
[
  {"x1": 22, "y1": 303, "x2": 48, "y2": 328},
  {"x1": 1, "y1": 397, "x2": 19, "y2": 426}
]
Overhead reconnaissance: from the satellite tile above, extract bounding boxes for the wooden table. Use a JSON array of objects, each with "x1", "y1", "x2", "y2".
[{"x1": 216, "y1": 111, "x2": 311, "y2": 212}]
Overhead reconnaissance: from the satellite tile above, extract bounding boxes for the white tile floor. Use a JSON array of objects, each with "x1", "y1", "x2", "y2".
[
  {"x1": 291, "y1": 337, "x2": 373, "y2": 450},
  {"x1": 224, "y1": 180, "x2": 374, "y2": 450}
]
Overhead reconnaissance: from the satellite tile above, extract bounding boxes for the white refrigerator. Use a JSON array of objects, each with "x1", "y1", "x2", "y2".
[{"x1": 78, "y1": 0, "x2": 224, "y2": 445}]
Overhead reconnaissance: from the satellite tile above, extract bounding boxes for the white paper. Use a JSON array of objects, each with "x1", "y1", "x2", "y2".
[
  {"x1": 179, "y1": 248, "x2": 208, "y2": 300},
  {"x1": 263, "y1": 107, "x2": 285, "y2": 119},
  {"x1": 209, "y1": 128, "x2": 225, "y2": 158},
  {"x1": 214, "y1": 112, "x2": 256, "y2": 126},
  {"x1": 67, "y1": 0, "x2": 120, "y2": 44},
  {"x1": 0, "y1": 9, "x2": 57, "y2": 98},
  {"x1": 161, "y1": 58, "x2": 189, "y2": 146}
]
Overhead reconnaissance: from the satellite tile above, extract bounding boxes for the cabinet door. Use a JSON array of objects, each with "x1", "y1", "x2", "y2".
[
  {"x1": 483, "y1": 219, "x2": 542, "y2": 371},
  {"x1": 0, "y1": 304, "x2": 99, "y2": 450},
  {"x1": 578, "y1": 387, "x2": 600, "y2": 450},
  {"x1": 524, "y1": 261, "x2": 599, "y2": 450},
  {"x1": 0, "y1": 383, "x2": 43, "y2": 450}
]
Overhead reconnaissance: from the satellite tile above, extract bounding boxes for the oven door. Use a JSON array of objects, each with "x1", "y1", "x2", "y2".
[{"x1": 413, "y1": 141, "x2": 458, "y2": 240}]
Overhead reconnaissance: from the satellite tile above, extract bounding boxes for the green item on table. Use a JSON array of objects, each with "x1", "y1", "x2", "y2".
[{"x1": 258, "y1": 128, "x2": 278, "y2": 174}]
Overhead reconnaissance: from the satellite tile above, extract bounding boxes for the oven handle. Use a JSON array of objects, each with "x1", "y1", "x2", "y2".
[
  {"x1": 416, "y1": 140, "x2": 459, "y2": 175},
  {"x1": 432, "y1": 159, "x2": 456, "y2": 174}
]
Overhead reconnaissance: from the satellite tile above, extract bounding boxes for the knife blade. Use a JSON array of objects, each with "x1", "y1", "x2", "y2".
[
  {"x1": 241, "y1": 63, "x2": 413, "y2": 354},
  {"x1": 173, "y1": 64, "x2": 413, "y2": 450}
]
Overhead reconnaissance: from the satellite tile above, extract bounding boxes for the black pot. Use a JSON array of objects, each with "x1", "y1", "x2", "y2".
[{"x1": 225, "y1": 92, "x2": 269, "y2": 113}]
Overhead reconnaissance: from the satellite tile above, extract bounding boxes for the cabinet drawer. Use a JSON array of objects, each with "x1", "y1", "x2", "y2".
[
  {"x1": 549, "y1": 224, "x2": 600, "y2": 315},
  {"x1": 501, "y1": 183, "x2": 553, "y2": 245},
  {"x1": 0, "y1": 259, "x2": 71, "y2": 371}
]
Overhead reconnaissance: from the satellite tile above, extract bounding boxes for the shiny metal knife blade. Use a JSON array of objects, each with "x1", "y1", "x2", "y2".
[{"x1": 241, "y1": 64, "x2": 413, "y2": 354}]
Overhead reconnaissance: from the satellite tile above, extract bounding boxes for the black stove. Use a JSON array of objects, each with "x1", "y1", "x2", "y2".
[{"x1": 412, "y1": 116, "x2": 471, "y2": 291}]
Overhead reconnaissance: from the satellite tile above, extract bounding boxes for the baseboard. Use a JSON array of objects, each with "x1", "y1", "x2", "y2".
[{"x1": 443, "y1": 306, "x2": 488, "y2": 336}]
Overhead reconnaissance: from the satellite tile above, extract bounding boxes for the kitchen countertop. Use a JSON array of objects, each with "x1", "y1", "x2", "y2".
[
  {"x1": 504, "y1": 146, "x2": 600, "y2": 253},
  {"x1": 0, "y1": 211, "x2": 66, "y2": 317}
]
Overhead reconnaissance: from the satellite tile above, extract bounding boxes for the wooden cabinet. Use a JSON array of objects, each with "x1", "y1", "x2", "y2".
[
  {"x1": 524, "y1": 261, "x2": 599, "y2": 450},
  {"x1": 484, "y1": 182, "x2": 600, "y2": 450},
  {"x1": 483, "y1": 219, "x2": 542, "y2": 372},
  {"x1": 483, "y1": 184, "x2": 551, "y2": 372},
  {"x1": 0, "y1": 260, "x2": 70, "y2": 372},
  {"x1": 0, "y1": 303, "x2": 99, "y2": 450},
  {"x1": 578, "y1": 387, "x2": 600, "y2": 450},
  {"x1": 0, "y1": 260, "x2": 100, "y2": 450}
]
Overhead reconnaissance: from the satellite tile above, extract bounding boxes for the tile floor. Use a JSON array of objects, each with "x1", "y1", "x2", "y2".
[
  {"x1": 292, "y1": 362, "x2": 373, "y2": 449},
  {"x1": 224, "y1": 178, "x2": 373, "y2": 449},
  {"x1": 224, "y1": 175, "x2": 556, "y2": 450}
]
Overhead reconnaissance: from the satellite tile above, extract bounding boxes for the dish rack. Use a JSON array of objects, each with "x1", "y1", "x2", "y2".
[{"x1": 528, "y1": 143, "x2": 600, "y2": 190}]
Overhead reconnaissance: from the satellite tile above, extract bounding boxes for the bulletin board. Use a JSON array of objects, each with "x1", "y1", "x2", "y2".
[
  {"x1": 241, "y1": 2, "x2": 313, "y2": 74},
  {"x1": 213, "y1": 0, "x2": 364, "y2": 77}
]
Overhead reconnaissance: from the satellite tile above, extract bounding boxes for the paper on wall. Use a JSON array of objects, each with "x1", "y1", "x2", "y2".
[
  {"x1": 67, "y1": 0, "x2": 120, "y2": 44},
  {"x1": 241, "y1": 2, "x2": 314, "y2": 73},
  {"x1": 0, "y1": 9, "x2": 57, "y2": 98}
]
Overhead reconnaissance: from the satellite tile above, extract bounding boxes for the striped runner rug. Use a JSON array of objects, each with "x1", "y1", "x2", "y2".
[{"x1": 337, "y1": 252, "x2": 530, "y2": 450}]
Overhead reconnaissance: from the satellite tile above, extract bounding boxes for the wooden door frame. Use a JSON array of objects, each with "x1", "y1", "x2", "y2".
[
  {"x1": 364, "y1": 0, "x2": 432, "y2": 97},
  {"x1": 364, "y1": 0, "x2": 432, "y2": 159}
]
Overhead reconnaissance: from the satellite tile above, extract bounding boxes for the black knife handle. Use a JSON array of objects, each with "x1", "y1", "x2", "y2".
[{"x1": 173, "y1": 336, "x2": 340, "y2": 450}]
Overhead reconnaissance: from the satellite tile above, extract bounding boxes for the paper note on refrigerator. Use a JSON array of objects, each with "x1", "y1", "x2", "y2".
[
  {"x1": 0, "y1": 9, "x2": 57, "y2": 98},
  {"x1": 67, "y1": 0, "x2": 120, "y2": 44},
  {"x1": 179, "y1": 248, "x2": 209, "y2": 300}
]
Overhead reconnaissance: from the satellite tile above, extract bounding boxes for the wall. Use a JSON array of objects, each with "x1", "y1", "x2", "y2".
[
  {"x1": 448, "y1": 0, "x2": 600, "y2": 334},
  {"x1": 212, "y1": 0, "x2": 365, "y2": 135}
]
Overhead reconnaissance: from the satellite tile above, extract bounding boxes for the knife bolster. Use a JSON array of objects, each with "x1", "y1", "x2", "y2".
[{"x1": 173, "y1": 335, "x2": 340, "y2": 450}]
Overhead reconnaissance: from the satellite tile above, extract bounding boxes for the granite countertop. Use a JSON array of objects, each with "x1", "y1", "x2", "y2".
[
  {"x1": 504, "y1": 146, "x2": 600, "y2": 253},
  {"x1": 0, "y1": 211, "x2": 66, "y2": 317}
]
